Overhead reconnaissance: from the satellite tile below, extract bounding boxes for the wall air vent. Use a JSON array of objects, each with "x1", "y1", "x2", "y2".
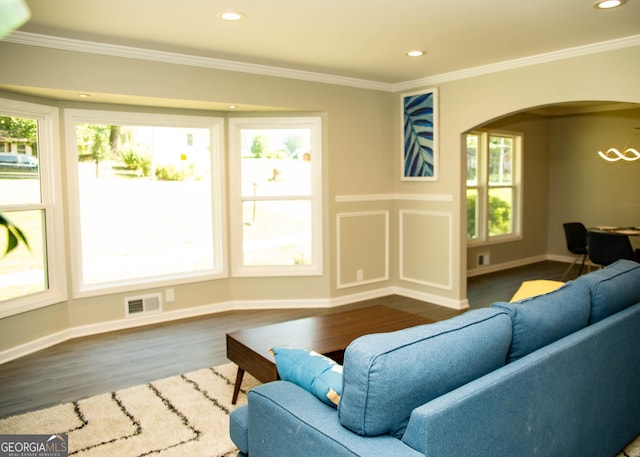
[{"x1": 125, "y1": 293, "x2": 162, "y2": 317}]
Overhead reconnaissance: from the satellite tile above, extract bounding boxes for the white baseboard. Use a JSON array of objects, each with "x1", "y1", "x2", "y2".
[
  {"x1": 0, "y1": 328, "x2": 74, "y2": 366},
  {"x1": 1, "y1": 255, "x2": 574, "y2": 365},
  {"x1": 467, "y1": 254, "x2": 551, "y2": 277},
  {"x1": 0, "y1": 288, "x2": 399, "y2": 365},
  {"x1": 393, "y1": 286, "x2": 469, "y2": 310}
]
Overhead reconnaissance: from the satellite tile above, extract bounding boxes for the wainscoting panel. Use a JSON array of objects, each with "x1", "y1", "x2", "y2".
[
  {"x1": 337, "y1": 211, "x2": 389, "y2": 289},
  {"x1": 399, "y1": 209, "x2": 452, "y2": 290}
]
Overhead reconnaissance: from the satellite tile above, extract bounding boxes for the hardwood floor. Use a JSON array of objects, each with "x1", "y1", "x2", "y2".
[{"x1": 0, "y1": 260, "x2": 574, "y2": 419}]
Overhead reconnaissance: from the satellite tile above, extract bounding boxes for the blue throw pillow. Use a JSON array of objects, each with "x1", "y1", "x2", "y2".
[{"x1": 270, "y1": 347, "x2": 342, "y2": 407}]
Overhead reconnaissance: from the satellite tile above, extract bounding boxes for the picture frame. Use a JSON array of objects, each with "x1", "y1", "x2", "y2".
[{"x1": 401, "y1": 88, "x2": 438, "y2": 181}]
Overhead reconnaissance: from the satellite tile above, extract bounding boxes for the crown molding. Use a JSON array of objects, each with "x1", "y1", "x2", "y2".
[
  {"x1": 4, "y1": 31, "x2": 392, "y2": 92},
  {"x1": 393, "y1": 34, "x2": 640, "y2": 92},
  {"x1": 5, "y1": 31, "x2": 640, "y2": 94}
]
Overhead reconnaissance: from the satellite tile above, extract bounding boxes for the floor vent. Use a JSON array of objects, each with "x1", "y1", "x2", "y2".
[{"x1": 125, "y1": 293, "x2": 162, "y2": 317}]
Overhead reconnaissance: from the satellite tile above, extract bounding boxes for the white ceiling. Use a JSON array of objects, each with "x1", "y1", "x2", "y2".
[
  {"x1": 15, "y1": 0, "x2": 640, "y2": 84},
  {"x1": 3, "y1": 0, "x2": 640, "y2": 114}
]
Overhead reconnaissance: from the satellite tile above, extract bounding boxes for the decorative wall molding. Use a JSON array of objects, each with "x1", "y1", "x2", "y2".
[
  {"x1": 6, "y1": 31, "x2": 639, "y2": 93},
  {"x1": 335, "y1": 193, "x2": 454, "y2": 203},
  {"x1": 393, "y1": 193, "x2": 454, "y2": 202},
  {"x1": 399, "y1": 210, "x2": 453, "y2": 290},
  {"x1": 336, "y1": 211, "x2": 390, "y2": 289}
]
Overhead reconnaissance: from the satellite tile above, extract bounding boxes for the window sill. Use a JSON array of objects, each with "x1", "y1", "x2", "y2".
[
  {"x1": 467, "y1": 233, "x2": 523, "y2": 247},
  {"x1": 0, "y1": 289, "x2": 68, "y2": 319}
]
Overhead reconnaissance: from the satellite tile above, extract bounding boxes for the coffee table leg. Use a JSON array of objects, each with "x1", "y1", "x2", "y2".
[{"x1": 232, "y1": 366, "x2": 245, "y2": 405}]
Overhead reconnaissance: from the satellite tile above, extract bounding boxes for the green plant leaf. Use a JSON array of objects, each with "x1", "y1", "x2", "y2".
[{"x1": 0, "y1": 212, "x2": 30, "y2": 255}]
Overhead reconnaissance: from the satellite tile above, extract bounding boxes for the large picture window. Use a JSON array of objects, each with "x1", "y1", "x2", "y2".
[
  {"x1": 466, "y1": 130, "x2": 522, "y2": 244},
  {"x1": 65, "y1": 110, "x2": 225, "y2": 296},
  {"x1": 0, "y1": 99, "x2": 65, "y2": 317},
  {"x1": 229, "y1": 117, "x2": 322, "y2": 276}
]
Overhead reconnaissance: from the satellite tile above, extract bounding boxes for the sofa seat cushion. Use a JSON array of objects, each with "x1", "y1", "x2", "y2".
[
  {"x1": 229, "y1": 405, "x2": 249, "y2": 455},
  {"x1": 337, "y1": 308, "x2": 512, "y2": 439},
  {"x1": 575, "y1": 259, "x2": 640, "y2": 324},
  {"x1": 492, "y1": 280, "x2": 591, "y2": 363}
]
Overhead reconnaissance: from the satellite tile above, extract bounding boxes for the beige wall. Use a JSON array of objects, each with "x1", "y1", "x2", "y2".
[
  {"x1": 547, "y1": 108, "x2": 640, "y2": 254},
  {"x1": 0, "y1": 40, "x2": 397, "y2": 356},
  {"x1": 399, "y1": 46, "x2": 640, "y2": 299},
  {"x1": 1, "y1": 39, "x2": 639, "y2": 359},
  {"x1": 466, "y1": 113, "x2": 551, "y2": 270},
  {"x1": 464, "y1": 107, "x2": 640, "y2": 273}
]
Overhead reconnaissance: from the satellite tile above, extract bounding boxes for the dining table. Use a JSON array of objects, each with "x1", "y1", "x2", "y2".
[{"x1": 589, "y1": 226, "x2": 640, "y2": 249}]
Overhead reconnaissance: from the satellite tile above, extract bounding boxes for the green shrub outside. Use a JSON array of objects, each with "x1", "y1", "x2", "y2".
[
  {"x1": 467, "y1": 193, "x2": 512, "y2": 238},
  {"x1": 121, "y1": 149, "x2": 151, "y2": 177}
]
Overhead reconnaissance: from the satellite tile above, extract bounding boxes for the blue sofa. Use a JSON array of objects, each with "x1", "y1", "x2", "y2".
[{"x1": 230, "y1": 260, "x2": 640, "y2": 457}]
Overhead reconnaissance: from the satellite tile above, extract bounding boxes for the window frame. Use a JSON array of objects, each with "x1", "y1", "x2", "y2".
[
  {"x1": 64, "y1": 109, "x2": 227, "y2": 298},
  {"x1": 228, "y1": 116, "x2": 323, "y2": 277},
  {"x1": 0, "y1": 98, "x2": 66, "y2": 318},
  {"x1": 466, "y1": 129, "x2": 523, "y2": 246}
]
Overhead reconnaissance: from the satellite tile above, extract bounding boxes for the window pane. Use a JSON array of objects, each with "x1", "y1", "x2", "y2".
[
  {"x1": 240, "y1": 129, "x2": 312, "y2": 197},
  {"x1": 489, "y1": 136, "x2": 513, "y2": 185},
  {"x1": 0, "y1": 116, "x2": 41, "y2": 205},
  {"x1": 488, "y1": 188, "x2": 513, "y2": 236},
  {"x1": 242, "y1": 200, "x2": 311, "y2": 266},
  {"x1": 0, "y1": 210, "x2": 47, "y2": 301},
  {"x1": 466, "y1": 188, "x2": 479, "y2": 240},
  {"x1": 75, "y1": 124, "x2": 215, "y2": 285},
  {"x1": 466, "y1": 134, "x2": 478, "y2": 186}
]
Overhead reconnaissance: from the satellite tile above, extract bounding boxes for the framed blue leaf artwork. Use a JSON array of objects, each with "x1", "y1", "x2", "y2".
[{"x1": 401, "y1": 88, "x2": 438, "y2": 181}]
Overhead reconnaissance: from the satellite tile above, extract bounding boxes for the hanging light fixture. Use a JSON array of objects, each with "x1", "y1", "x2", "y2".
[{"x1": 597, "y1": 127, "x2": 640, "y2": 163}]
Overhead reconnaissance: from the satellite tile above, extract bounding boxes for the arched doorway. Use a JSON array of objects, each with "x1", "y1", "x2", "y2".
[{"x1": 463, "y1": 101, "x2": 640, "y2": 295}]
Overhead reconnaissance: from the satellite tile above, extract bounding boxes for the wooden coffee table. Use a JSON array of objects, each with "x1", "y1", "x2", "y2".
[{"x1": 226, "y1": 305, "x2": 433, "y2": 404}]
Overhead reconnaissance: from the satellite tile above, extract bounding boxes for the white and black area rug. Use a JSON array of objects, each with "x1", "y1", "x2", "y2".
[
  {"x1": 0, "y1": 363, "x2": 259, "y2": 456},
  {"x1": 1, "y1": 362, "x2": 638, "y2": 457},
  {"x1": 623, "y1": 437, "x2": 640, "y2": 457}
]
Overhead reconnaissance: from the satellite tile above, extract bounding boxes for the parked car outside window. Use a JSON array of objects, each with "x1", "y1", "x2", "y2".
[{"x1": 0, "y1": 153, "x2": 39, "y2": 174}]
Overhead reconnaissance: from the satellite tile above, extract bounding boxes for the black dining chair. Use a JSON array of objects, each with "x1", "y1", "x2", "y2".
[
  {"x1": 587, "y1": 230, "x2": 635, "y2": 268},
  {"x1": 561, "y1": 222, "x2": 588, "y2": 279}
]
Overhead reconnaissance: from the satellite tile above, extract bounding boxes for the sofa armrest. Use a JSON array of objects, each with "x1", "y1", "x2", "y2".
[{"x1": 247, "y1": 381, "x2": 423, "y2": 457}]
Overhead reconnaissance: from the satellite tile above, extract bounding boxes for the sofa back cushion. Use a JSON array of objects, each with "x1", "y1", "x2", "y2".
[
  {"x1": 337, "y1": 308, "x2": 512, "y2": 439},
  {"x1": 575, "y1": 259, "x2": 640, "y2": 324},
  {"x1": 491, "y1": 280, "x2": 591, "y2": 363}
]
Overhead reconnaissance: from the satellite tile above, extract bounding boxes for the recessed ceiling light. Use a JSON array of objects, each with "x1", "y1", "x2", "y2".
[
  {"x1": 406, "y1": 50, "x2": 425, "y2": 57},
  {"x1": 593, "y1": 0, "x2": 626, "y2": 9},
  {"x1": 217, "y1": 11, "x2": 246, "y2": 21}
]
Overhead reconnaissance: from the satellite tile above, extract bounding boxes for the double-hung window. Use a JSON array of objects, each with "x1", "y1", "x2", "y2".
[
  {"x1": 466, "y1": 130, "x2": 522, "y2": 244},
  {"x1": 229, "y1": 117, "x2": 322, "y2": 276},
  {"x1": 65, "y1": 110, "x2": 225, "y2": 296},
  {"x1": 0, "y1": 99, "x2": 65, "y2": 317}
]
